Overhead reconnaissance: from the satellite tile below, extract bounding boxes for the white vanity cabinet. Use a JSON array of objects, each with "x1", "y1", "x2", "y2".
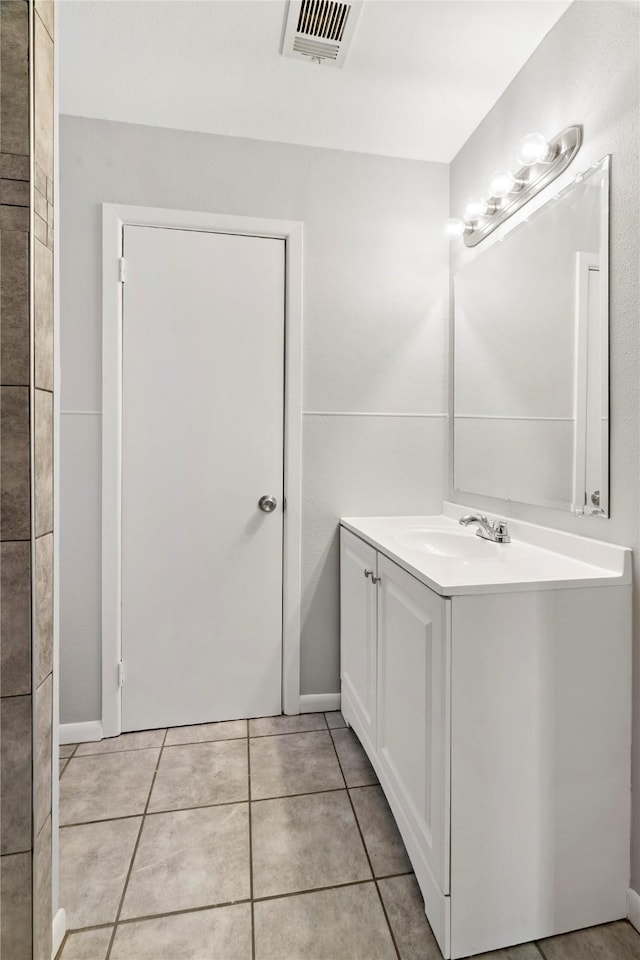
[
  {"x1": 340, "y1": 529, "x2": 378, "y2": 751},
  {"x1": 339, "y1": 522, "x2": 632, "y2": 960}
]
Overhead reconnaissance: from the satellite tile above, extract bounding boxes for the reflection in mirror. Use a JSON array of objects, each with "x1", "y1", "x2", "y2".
[{"x1": 453, "y1": 156, "x2": 610, "y2": 516}]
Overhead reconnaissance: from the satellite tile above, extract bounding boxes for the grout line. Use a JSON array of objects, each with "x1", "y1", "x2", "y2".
[
  {"x1": 247, "y1": 721, "x2": 256, "y2": 960},
  {"x1": 328, "y1": 728, "x2": 402, "y2": 960},
  {"x1": 104, "y1": 728, "x2": 168, "y2": 960},
  {"x1": 67, "y1": 724, "x2": 333, "y2": 758},
  {"x1": 248, "y1": 724, "x2": 328, "y2": 739},
  {"x1": 68, "y1": 740, "x2": 166, "y2": 758},
  {"x1": 535, "y1": 941, "x2": 551, "y2": 959},
  {"x1": 64, "y1": 868, "x2": 416, "y2": 937},
  {"x1": 66, "y1": 901, "x2": 252, "y2": 935},
  {"x1": 252, "y1": 876, "x2": 409, "y2": 905},
  {"x1": 61, "y1": 787, "x2": 358, "y2": 829},
  {"x1": 58, "y1": 757, "x2": 70, "y2": 779}
]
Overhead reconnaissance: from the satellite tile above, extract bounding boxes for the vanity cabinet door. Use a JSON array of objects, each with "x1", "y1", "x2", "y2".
[
  {"x1": 340, "y1": 528, "x2": 378, "y2": 749},
  {"x1": 376, "y1": 554, "x2": 451, "y2": 896}
]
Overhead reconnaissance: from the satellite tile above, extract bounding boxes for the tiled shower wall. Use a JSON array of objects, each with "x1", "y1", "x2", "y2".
[{"x1": 1, "y1": 2, "x2": 55, "y2": 957}]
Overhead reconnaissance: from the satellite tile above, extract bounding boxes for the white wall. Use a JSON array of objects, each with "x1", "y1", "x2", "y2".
[
  {"x1": 59, "y1": 116, "x2": 449, "y2": 722},
  {"x1": 449, "y1": 0, "x2": 640, "y2": 889}
]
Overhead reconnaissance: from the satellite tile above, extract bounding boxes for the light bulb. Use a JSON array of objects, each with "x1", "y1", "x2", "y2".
[
  {"x1": 463, "y1": 198, "x2": 489, "y2": 221},
  {"x1": 489, "y1": 169, "x2": 518, "y2": 198},
  {"x1": 516, "y1": 132, "x2": 555, "y2": 166},
  {"x1": 445, "y1": 218, "x2": 466, "y2": 237}
]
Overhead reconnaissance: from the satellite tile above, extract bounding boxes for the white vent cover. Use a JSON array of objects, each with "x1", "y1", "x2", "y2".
[{"x1": 282, "y1": 0, "x2": 363, "y2": 68}]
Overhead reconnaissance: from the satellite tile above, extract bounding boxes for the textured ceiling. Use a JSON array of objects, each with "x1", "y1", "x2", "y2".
[{"x1": 58, "y1": 0, "x2": 571, "y2": 163}]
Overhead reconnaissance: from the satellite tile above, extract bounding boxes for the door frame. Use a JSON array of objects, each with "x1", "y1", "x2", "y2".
[{"x1": 101, "y1": 203, "x2": 303, "y2": 737}]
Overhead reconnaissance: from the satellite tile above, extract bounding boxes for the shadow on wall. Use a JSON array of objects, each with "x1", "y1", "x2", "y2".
[{"x1": 301, "y1": 529, "x2": 341, "y2": 697}]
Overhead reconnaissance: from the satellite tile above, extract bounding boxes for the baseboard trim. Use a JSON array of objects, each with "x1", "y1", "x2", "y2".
[
  {"x1": 60, "y1": 720, "x2": 103, "y2": 744},
  {"x1": 299, "y1": 693, "x2": 341, "y2": 713},
  {"x1": 52, "y1": 907, "x2": 66, "y2": 959},
  {"x1": 628, "y1": 888, "x2": 640, "y2": 933}
]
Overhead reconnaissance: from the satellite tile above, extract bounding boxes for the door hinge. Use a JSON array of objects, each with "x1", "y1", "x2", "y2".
[
  {"x1": 118, "y1": 257, "x2": 126, "y2": 283},
  {"x1": 117, "y1": 661, "x2": 125, "y2": 686}
]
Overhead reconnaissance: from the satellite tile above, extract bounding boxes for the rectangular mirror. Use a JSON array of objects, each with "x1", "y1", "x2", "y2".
[{"x1": 453, "y1": 156, "x2": 610, "y2": 516}]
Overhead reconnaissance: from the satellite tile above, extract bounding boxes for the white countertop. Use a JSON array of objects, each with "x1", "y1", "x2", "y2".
[{"x1": 340, "y1": 503, "x2": 632, "y2": 596}]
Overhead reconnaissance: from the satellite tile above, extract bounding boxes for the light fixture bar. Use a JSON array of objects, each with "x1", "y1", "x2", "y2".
[{"x1": 462, "y1": 125, "x2": 583, "y2": 247}]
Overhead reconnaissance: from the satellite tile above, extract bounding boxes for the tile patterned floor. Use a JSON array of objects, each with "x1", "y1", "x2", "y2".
[{"x1": 57, "y1": 712, "x2": 640, "y2": 960}]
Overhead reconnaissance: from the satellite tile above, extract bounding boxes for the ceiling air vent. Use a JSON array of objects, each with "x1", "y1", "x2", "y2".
[{"x1": 282, "y1": 0, "x2": 364, "y2": 68}]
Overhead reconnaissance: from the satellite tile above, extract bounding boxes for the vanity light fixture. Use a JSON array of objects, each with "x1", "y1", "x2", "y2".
[
  {"x1": 464, "y1": 198, "x2": 493, "y2": 221},
  {"x1": 488, "y1": 169, "x2": 521, "y2": 198},
  {"x1": 448, "y1": 124, "x2": 583, "y2": 247},
  {"x1": 445, "y1": 218, "x2": 467, "y2": 237},
  {"x1": 515, "y1": 131, "x2": 558, "y2": 166}
]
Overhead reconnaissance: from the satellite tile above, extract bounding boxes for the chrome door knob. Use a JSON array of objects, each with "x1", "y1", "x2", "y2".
[{"x1": 258, "y1": 495, "x2": 278, "y2": 513}]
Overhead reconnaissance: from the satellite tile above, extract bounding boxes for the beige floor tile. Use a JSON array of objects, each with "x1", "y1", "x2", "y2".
[
  {"x1": 60, "y1": 749, "x2": 159, "y2": 824},
  {"x1": 59, "y1": 818, "x2": 141, "y2": 928},
  {"x1": 471, "y1": 944, "x2": 543, "y2": 959},
  {"x1": 59, "y1": 927, "x2": 112, "y2": 960},
  {"x1": 325, "y1": 710, "x2": 347, "y2": 728},
  {"x1": 378, "y1": 874, "x2": 442, "y2": 960},
  {"x1": 59, "y1": 743, "x2": 76, "y2": 758},
  {"x1": 110, "y1": 903, "x2": 252, "y2": 959},
  {"x1": 165, "y1": 719, "x2": 247, "y2": 745},
  {"x1": 331, "y1": 727, "x2": 378, "y2": 787},
  {"x1": 121, "y1": 804, "x2": 250, "y2": 919},
  {"x1": 59, "y1": 759, "x2": 68, "y2": 777},
  {"x1": 350, "y1": 785, "x2": 412, "y2": 876},
  {"x1": 254, "y1": 883, "x2": 397, "y2": 960},
  {"x1": 252, "y1": 790, "x2": 371, "y2": 898},
  {"x1": 537, "y1": 920, "x2": 640, "y2": 960},
  {"x1": 75, "y1": 730, "x2": 165, "y2": 756},
  {"x1": 250, "y1": 730, "x2": 344, "y2": 799},
  {"x1": 148, "y1": 739, "x2": 248, "y2": 812},
  {"x1": 249, "y1": 713, "x2": 327, "y2": 737}
]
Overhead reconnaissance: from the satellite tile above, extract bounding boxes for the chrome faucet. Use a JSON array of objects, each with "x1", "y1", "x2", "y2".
[{"x1": 459, "y1": 514, "x2": 511, "y2": 543}]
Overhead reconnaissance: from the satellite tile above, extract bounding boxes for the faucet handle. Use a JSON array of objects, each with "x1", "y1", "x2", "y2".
[{"x1": 493, "y1": 521, "x2": 511, "y2": 543}]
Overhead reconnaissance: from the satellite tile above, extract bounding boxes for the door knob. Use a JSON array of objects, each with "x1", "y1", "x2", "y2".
[{"x1": 258, "y1": 495, "x2": 278, "y2": 513}]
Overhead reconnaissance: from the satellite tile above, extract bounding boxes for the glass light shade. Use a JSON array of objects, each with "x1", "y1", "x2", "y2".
[
  {"x1": 516, "y1": 132, "x2": 551, "y2": 166},
  {"x1": 464, "y1": 198, "x2": 489, "y2": 221},
  {"x1": 489, "y1": 169, "x2": 517, "y2": 198},
  {"x1": 445, "y1": 218, "x2": 466, "y2": 237}
]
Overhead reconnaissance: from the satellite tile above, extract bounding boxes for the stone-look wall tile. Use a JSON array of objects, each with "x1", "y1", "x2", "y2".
[
  {"x1": 0, "y1": 176, "x2": 29, "y2": 206},
  {"x1": 1, "y1": 386, "x2": 30, "y2": 540},
  {"x1": 1, "y1": 229, "x2": 29, "y2": 385},
  {"x1": 35, "y1": 211, "x2": 47, "y2": 245},
  {"x1": 36, "y1": 1, "x2": 54, "y2": 41},
  {"x1": 34, "y1": 238, "x2": 53, "y2": 390},
  {"x1": 0, "y1": 541, "x2": 31, "y2": 696},
  {"x1": 35, "y1": 532, "x2": 53, "y2": 686},
  {"x1": 33, "y1": 815, "x2": 52, "y2": 960},
  {"x1": 34, "y1": 162, "x2": 46, "y2": 199},
  {"x1": 34, "y1": 186, "x2": 47, "y2": 222},
  {"x1": 35, "y1": 388, "x2": 53, "y2": 537},
  {"x1": 0, "y1": 1, "x2": 29, "y2": 157},
  {"x1": 0, "y1": 153, "x2": 29, "y2": 181},
  {"x1": 0, "y1": 695, "x2": 32, "y2": 855},
  {"x1": 0, "y1": 852, "x2": 32, "y2": 959},
  {"x1": 34, "y1": 674, "x2": 53, "y2": 835},
  {"x1": 34, "y1": 15, "x2": 54, "y2": 181},
  {"x1": 0, "y1": 203, "x2": 29, "y2": 231}
]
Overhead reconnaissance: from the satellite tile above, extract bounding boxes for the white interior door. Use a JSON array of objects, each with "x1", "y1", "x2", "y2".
[{"x1": 120, "y1": 225, "x2": 285, "y2": 731}]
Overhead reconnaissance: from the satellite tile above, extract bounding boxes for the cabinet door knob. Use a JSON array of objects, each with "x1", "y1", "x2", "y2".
[
  {"x1": 371, "y1": 575, "x2": 381, "y2": 584},
  {"x1": 364, "y1": 568, "x2": 373, "y2": 579}
]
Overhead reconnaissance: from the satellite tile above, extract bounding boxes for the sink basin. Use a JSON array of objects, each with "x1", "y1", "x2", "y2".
[{"x1": 394, "y1": 529, "x2": 501, "y2": 560}]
